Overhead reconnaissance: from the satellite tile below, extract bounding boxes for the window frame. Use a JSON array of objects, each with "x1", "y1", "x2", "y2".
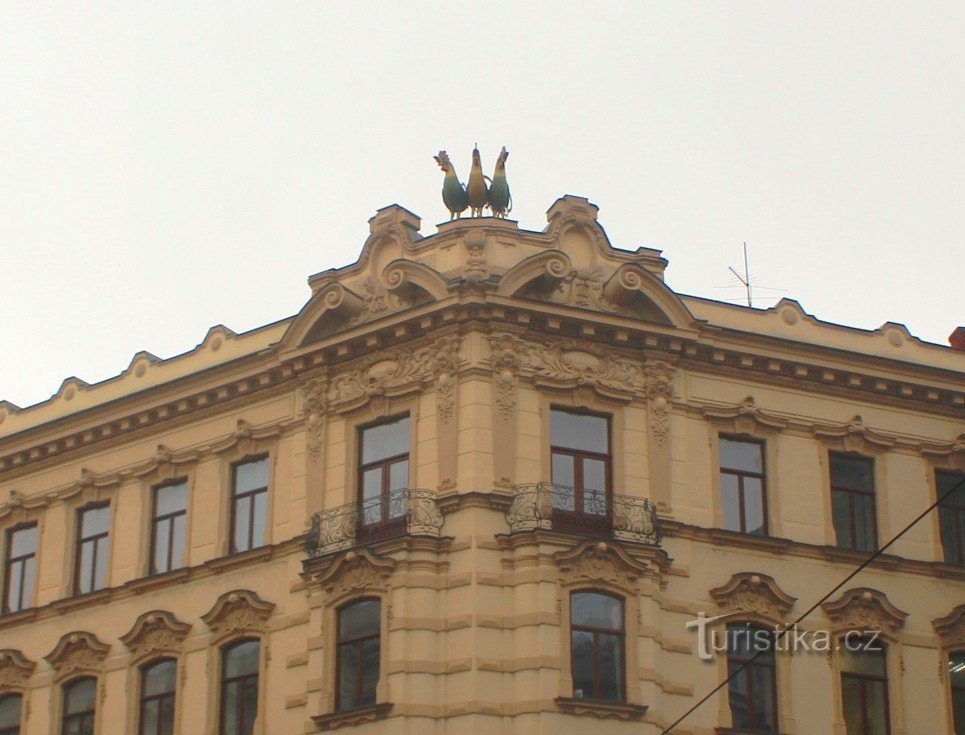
[
  {"x1": 725, "y1": 621, "x2": 779, "y2": 733},
  {"x1": 149, "y1": 481, "x2": 188, "y2": 576},
  {"x1": 74, "y1": 502, "x2": 111, "y2": 596},
  {"x1": 61, "y1": 676, "x2": 97, "y2": 735},
  {"x1": 718, "y1": 435, "x2": 769, "y2": 536},
  {"x1": 550, "y1": 407, "x2": 614, "y2": 531},
  {"x1": 839, "y1": 640, "x2": 891, "y2": 735},
  {"x1": 229, "y1": 457, "x2": 269, "y2": 555},
  {"x1": 569, "y1": 590, "x2": 626, "y2": 703},
  {"x1": 218, "y1": 638, "x2": 261, "y2": 735},
  {"x1": 335, "y1": 597, "x2": 382, "y2": 712},
  {"x1": 2, "y1": 523, "x2": 38, "y2": 614},
  {"x1": 949, "y1": 649, "x2": 965, "y2": 735},
  {"x1": 138, "y1": 657, "x2": 177, "y2": 735},
  {"x1": 356, "y1": 414, "x2": 411, "y2": 534},
  {"x1": 936, "y1": 469, "x2": 965, "y2": 566},
  {"x1": 829, "y1": 452, "x2": 878, "y2": 552},
  {"x1": 0, "y1": 692, "x2": 22, "y2": 735}
]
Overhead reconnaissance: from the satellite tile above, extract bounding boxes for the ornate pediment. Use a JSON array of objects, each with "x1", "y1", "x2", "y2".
[
  {"x1": 933, "y1": 605, "x2": 965, "y2": 650},
  {"x1": 120, "y1": 610, "x2": 192, "y2": 663},
  {"x1": 0, "y1": 649, "x2": 36, "y2": 691},
  {"x1": 812, "y1": 415, "x2": 895, "y2": 454},
  {"x1": 44, "y1": 632, "x2": 110, "y2": 682},
  {"x1": 702, "y1": 397, "x2": 788, "y2": 436},
  {"x1": 709, "y1": 573, "x2": 796, "y2": 623},
  {"x1": 201, "y1": 590, "x2": 275, "y2": 643},
  {"x1": 554, "y1": 540, "x2": 652, "y2": 594},
  {"x1": 308, "y1": 549, "x2": 396, "y2": 605},
  {"x1": 821, "y1": 588, "x2": 908, "y2": 637}
]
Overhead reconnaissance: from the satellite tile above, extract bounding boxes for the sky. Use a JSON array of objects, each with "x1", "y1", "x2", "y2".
[{"x1": 1, "y1": 3, "x2": 963, "y2": 410}]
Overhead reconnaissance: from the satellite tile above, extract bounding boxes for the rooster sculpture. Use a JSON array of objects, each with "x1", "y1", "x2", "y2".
[
  {"x1": 433, "y1": 150, "x2": 469, "y2": 220},
  {"x1": 467, "y1": 145, "x2": 489, "y2": 218},
  {"x1": 488, "y1": 147, "x2": 511, "y2": 218}
]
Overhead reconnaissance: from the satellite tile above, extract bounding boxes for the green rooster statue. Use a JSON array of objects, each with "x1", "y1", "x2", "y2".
[
  {"x1": 433, "y1": 150, "x2": 469, "y2": 220},
  {"x1": 467, "y1": 145, "x2": 489, "y2": 217},
  {"x1": 488, "y1": 147, "x2": 511, "y2": 218}
]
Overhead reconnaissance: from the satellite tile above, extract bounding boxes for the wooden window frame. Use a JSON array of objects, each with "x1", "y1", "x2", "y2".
[
  {"x1": 950, "y1": 649, "x2": 965, "y2": 735},
  {"x1": 0, "y1": 693, "x2": 21, "y2": 735},
  {"x1": 74, "y1": 503, "x2": 110, "y2": 596},
  {"x1": 219, "y1": 638, "x2": 260, "y2": 735},
  {"x1": 356, "y1": 415, "x2": 410, "y2": 537},
  {"x1": 725, "y1": 622, "x2": 779, "y2": 732},
  {"x1": 229, "y1": 457, "x2": 269, "y2": 554},
  {"x1": 937, "y1": 470, "x2": 965, "y2": 566},
  {"x1": 840, "y1": 642, "x2": 891, "y2": 735},
  {"x1": 569, "y1": 590, "x2": 625, "y2": 703},
  {"x1": 139, "y1": 658, "x2": 177, "y2": 735},
  {"x1": 550, "y1": 408, "x2": 613, "y2": 533},
  {"x1": 335, "y1": 598, "x2": 381, "y2": 712},
  {"x1": 149, "y1": 482, "x2": 187, "y2": 576},
  {"x1": 830, "y1": 452, "x2": 878, "y2": 552},
  {"x1": 61, "y1": 677, "x2": 97, "y2": 735},
  {"x1": 2, "y1": 523, "x2": 37, "y2": 614},
  {"x1": 718, "y1": 436, "x2": 768, "y2": 536}
]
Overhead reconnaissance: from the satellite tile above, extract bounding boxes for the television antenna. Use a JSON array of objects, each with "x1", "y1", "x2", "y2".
[{"x1": 728, "y1": 241, "x2": 753, "y2": 307}]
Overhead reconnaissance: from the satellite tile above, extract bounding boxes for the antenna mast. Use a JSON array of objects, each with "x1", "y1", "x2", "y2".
[{"x1": 728, "y1": 241, "x2": 752, "y2": 307}]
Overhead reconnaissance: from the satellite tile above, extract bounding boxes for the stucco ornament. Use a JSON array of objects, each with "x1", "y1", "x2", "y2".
[
  {"x1": 821, "y1": 588, "x2": 908, "y2": 637},
  {"x1": 44, "y1": 632, "x2": 110, "y2": 682},
  {"x1": 643, "y1": 361, "x2": 676, "y2": 447},
  {"x1": 489, "y1": 333, "x2": 523, "y2": 420},
  {"x1": 201, "y1": 590, "x2": 275, "y2": 643},
  {"x1": 309, "y1": 549, "x2": 396, "y2": 605},
  {"x1": 519, "y1": 339, "x2": 647, "y2": 398},
  {"x1": 933, "y1": 604, "x2": 965, "y2": 650},
  {"x1": 0, "y1": 649, "x2": 35, "y2": 691},
  {"x1": 301, "y1": 377, "x2": 330, "y2": 456},
  {"x1": 120, "y1": 610, "x2": 192, "y2": 663},
  {"x1": 463, "y1": 233, "x2": 489, "y2": 284},
  {"x1": 701, "y1": 396, "x2": 788, "y2": 435},
  {"x1": 812, "y1": 415, "x2": 895, "y2": 453},
  {"x1": 554, "y1": 540, "x2": 651, "y2": 594},
  {"x1": 709, "y1": 572, "x2": 797, "y2": 623}
]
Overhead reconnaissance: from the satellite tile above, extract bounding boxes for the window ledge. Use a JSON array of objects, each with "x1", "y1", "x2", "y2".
[
  {"x1": 708, "y1": 528, "x2": 792, "y2": 553},
  {"x1": 312, "y1": 702, "x2": 393, "y2": 730},
  {"x1": 204, "y1": 545, "x2": 273, "y2": 574},
  {"x1": 716, "y1": 729, "x2": 788, "y2": 735},
  {"x1": 554, "y1": 697, "x2": 648, "y2": 720}
]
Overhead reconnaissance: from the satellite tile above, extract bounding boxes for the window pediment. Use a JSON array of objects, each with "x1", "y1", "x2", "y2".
[
  {"x1": 709, "y1": 572, "x2": 796, "y2": 624},
  {"x1": 0, "y1": 649, "x2": 35, "y2": 692},
  {"x1": 554, "y1": 540, "x2": 653, "y2": 594},
  {"x1": 306, "y1": 549, "x2": 396, "y2": 606},
  {"x1": 44, "y1": 631, "x2": 110, "y2": 682},
  {"x1": 120, "y1": 610, "x2": 191, "y2": 663},
  {"x1": 933, "y1": 604, "x2": 965, "y2": 650},
  {"x1": 821, "y1": 588, "x2": 907, "y2": 637},
  {"x1": 812, "y1": 415, "x2": 895, "y2": 454},
  {"x1": 201, "y1": 589, "x2": 275, "y2": 643},
  {"x1": 702, "y1": 396, "x2": 788, "y2": 436}
]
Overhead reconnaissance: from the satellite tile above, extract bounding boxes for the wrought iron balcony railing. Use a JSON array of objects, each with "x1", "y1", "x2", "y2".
[
  {"x1": 506, "y1": 482, "x2": 662, "y2": 545},
  {"x1": 306, "y1": 488, "x2": 445, "y2": 557}
]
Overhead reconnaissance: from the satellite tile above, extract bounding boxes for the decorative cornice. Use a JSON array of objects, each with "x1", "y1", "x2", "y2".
[
  {"x1": 701, "y1": 396, "x2": 788, "y2": 436},
  {"x1": 313, "y1": 702, "x2": 393, "y2": 730},
  {"x1": 554, "y1": 697, "x2": 649, "y2": 721},
  {"x1": 44, "y1": 631, "x2": 110, "y2": 682},
  {"x1": 821, "y1": 588, "x2": 908, "y2": 637},
  {"x1": 554, "y1": 540, "x2": 655, "y2": 594},
  {"x1": 0, "y1": 649, "x2": 36, "y2": 691},
  {"x1": 812, "y1": 415, "x2": 896, "y2": 453},
  {"x1": 933, "y1": 604, "x2": 965, "y2": 650},
  {"x1": 709, "y1": 572, "x2": 796, "y2": 623},
  {"x1": 304, "y1": 549, "x2": 397, "y2": 605},
  {"x1": 120, "y1": 610, "x2": 192, "y2": 663},
  {"x1": 201, "y1": 589, "x2": 275, "y2": 643}
]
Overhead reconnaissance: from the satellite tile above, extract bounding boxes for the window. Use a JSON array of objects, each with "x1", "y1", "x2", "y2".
[
  {"x1": 840, "y1": 641, "x2": 890, "y2": 735},
  {"x1": 570, "y1": 591, "x2": 624, "y2": 702},
  {"x1": 726, "y1": 623, "x2": 778, "y2": 732},
  {"x1": 0, "y1": 694, "x2": 21, "y2": 735},
  {"x1": 950, "y1": 652, "x2": 965, "y2": 735},
  {"x1": 230, "y1": 458, "x2": 268, "y2": 554},
  {"x1": 220, "y1": 639, "x2": 259, "y2": 735},
  {"x1": 937, "y1": 470, "x2": 965, "y2": 566},
  {"x1": 150, "y1": 482, "x2": 187, "y2": 575},
  {"x1": 75, "y1": 504, "x2": 110, "y2": 595},
  {"x1": 719, "y1": 437, "x2": 767, "y2": 535},
  {"x1": 358, "y1": 415, "x2": 410, "y2": 530},
  {"x1": 139, "y1": 659, "x2": 176, "y2": 735},
  {"x1": 3, "y1": 524, "x2": 37, "y2": 613},
  {"x1": 62, "y1": 677, "x2": 96, "y2": 735},
  {"x1": 551, "y1": 409, "x2": 612, "y2": 523},
  {"x1": 337, "y1": 598, "x2": 381, "y2": 711},
  {"x1": 830, "y1": 453, "x2": 877, "y2": 552}
]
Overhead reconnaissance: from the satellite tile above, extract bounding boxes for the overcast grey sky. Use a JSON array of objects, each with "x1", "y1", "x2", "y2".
[{"x1": 1, "y1": 3, "x2": 962, "y2": 410}]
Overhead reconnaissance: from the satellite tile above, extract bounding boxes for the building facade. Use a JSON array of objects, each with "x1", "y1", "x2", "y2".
[{"x1": 0, "y1": 196, "x2": 963, "y2": 735}]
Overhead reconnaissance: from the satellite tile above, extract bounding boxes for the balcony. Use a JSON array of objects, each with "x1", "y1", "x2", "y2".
[
  {"x1": 306, "y1": 488, "x2": 445, "y2": 557},
  {"x1": 506, "y1": 483, "x2": 662, "y2": 545}
]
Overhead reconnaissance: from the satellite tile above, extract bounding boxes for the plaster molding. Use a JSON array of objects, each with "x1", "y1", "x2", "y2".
[
  {"x1": 554, "y1": 540, "x2": 653, "y2": 594},
  {"x1": 933, "y1": 604, "x2": 965, "y2": 650},
  {"x1": 709, "y1": 572, "x2": 796, "y2": 623},
  {"x1": 0, "y1": 649, "x2": 35, "y2": 692},
  {"x1": 201, "y1": 589, "x2": 275, "y2": 643},
  {"x1": 701, "y1": 396, "x2": 789, "y2": 436},
  {"x1": 44, "y1": 631, "x2": 110, "y2": 682},
  {"x1": 489, "y1": 333, "x2": 523, "y2": 420},
  {"x1": 811, "y1": 415, "x2": 896, "y2": 454},
  {"x1": 301, "y1": 377, "x2": 329, "y2": 457},
  {"x1": 513, "y1": 337, "x2": 647, "y2": 401},
  {"x1": 307, "y1": 549, "x2": 396, "y2": 606},
  {"x1": 821, "y1": 588, "x2": 908, "y2": 637},
  {"x1": 120, "y1": 610, "x2": 192, "y2": 663},
  {"x1": 918, "y1": 435, "x2": 965, "y2": 468}
]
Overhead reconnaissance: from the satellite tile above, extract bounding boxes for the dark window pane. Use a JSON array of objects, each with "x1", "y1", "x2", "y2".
[
  {"x1": 6, "y1": 564, "x2": 23, "y2": 612},
  {"x1": 853, "y1": 493, "x2": 877, "y2": 551},
  {"x1": 840, "y1": 645, "x2": 887, "y2": 677},
  {"x1": 572, "y1": 592, "x2": 622, "y2": 629},
  {"x1": 388, "y1": 460, "x2": 408, "y2": 493},
  {"x1": 222, "y1": 681, "x2": 239, "y2": 735},
  {"x1": 21, "y1": 556, "x2": 36, "y2": 609},
  {"x1": 93, "y1": 538, "x2": 109, "y2": 590},
  {"x1": 727, "y1": 624, "x2": 774, "y2": 660},
  {"x1": 78, "y1": 542, "x2": 95, "y2": 594},
  {"x1": 721, "y1": 474, "x2": 741, "y2": 532},
  {"x1": 720, "y1": 438, "x2": 763, "y2": 473},
  {"x1": 0, "y1": 694, "x2": 20, "y2": 728},
  {"x1": 832, "y1": 490, "x2": 854, "y2": 549},
  {"x1": 81, "y1": 506, "x2": 110, "y2": 537},
  {"x1": 570, "y1": 630, "x2": 594, "y2": 699},
  {"x1": 143, "y1": 660, "x2": 176, "y2": 696},
  {"x1": 234, "y1": 458, "x2": 269, "y2": 494},
  {"x1": 338, "y1": 642, "x2": 360, "y2": 710},
  {"x1": 233, "y1": 497, "x2": 251, "y2": 552},
  {"x1": 224, "y1": 640, "x2": 260, "y2": 678},
  {"x1": 749, "y1": 664, "x2": 776, "y2": 729},
  {"x1": 10, "y1": 526, "x2": 37, "y2": 557},
  {"x1": 728, "y1": 664, "x2": 751, "y2": 728},
  {"x1": 361, "y1": 416, "x2": 410, "y2": 465},
  {"x1": 155, "y1": 483, "x2": 187, "y2": 515},
  {"x1": 159, "y1": 694, "x2": 175, "y2": 735},
  {"x1": 952, "y1": 653, "x2": 965, "y2": 735},
  {"x1": 170, "y1": 514, "x2": 186, "y2": 569},
  {"x1": 359, "y1": 637, "x2": 380, "y2": 706},
  {"x1": 582, "y1": 458, "x2": 606, "y2": 492},
  {"x1": 64, "y1": 678, "x2": 96, "y2": 714},
  {"x1": 743, "y1": 477, "x2": 765, "y2": 535},
  {"x1": 938, "y1": 471, "x2": 965, "y2": 505},
  {"x1": 141, "y1": 698, "x2": 160, "y2": 734},
  {"x1": 339, "y1": 600, "x2": 380, "y2": 640},
  {"x1": 551, "y1": 410, "x2": 608, "y2": 454},
  {"x1": 153, "y1": 518, "x2": 171, "y2": 573},
  {"x1": 361, "y1": 469, "x2": 382, "y2": 501},
  {"x1": 552, "y1": 453, "x2": 575, "y2": 489},
  {"x1": 251, "y1": 491, "x2": 267, "y2": 549},
  {"x1": 598, "y1": 632, "x2": 623, "y2": 701},
  {"x1": 241, "y1": 676, "x2": 258, "y2": 735},
  {"x1": 830, "y1": 454, "x2": 874, "y2": 491}
]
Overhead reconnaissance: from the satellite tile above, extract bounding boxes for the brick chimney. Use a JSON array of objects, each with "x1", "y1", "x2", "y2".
[{"x1": 950, "y1": 327, "x2": 965, "y2": 350}]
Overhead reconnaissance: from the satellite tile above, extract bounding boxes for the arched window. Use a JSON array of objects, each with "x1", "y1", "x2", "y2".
[
  {"x1": 337, "y1": 598, "x2": 381, "y2": 711},
  {"x1": 725, "y1": 622, "x2": 778, "y2": 732},
  {"x1": 139, "y1": 658, "x2": 176, "y2": 735},
  {"x1": 62, "y1": 677, "x2": 97, "y2": 735},
  {"x1": 220, "y1": 639, "x2": 260, "y2": 735},
  {"x1": 0, "y1": 694, "x2": 22, "y2": 735},
  {"x1": 570, "y1": 591, "x2": 624, "y2": 702},
  {"x1": 840, "y1": 639, "x2": 889, "y2": 735},
  {"x1": 949, "y1": 651, "x2": 965, "y2": 735}
]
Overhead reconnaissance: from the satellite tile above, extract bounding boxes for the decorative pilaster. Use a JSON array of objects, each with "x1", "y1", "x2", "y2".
[{"x1": 643, "y1": 360, "x2": 675, "y2": 512}]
